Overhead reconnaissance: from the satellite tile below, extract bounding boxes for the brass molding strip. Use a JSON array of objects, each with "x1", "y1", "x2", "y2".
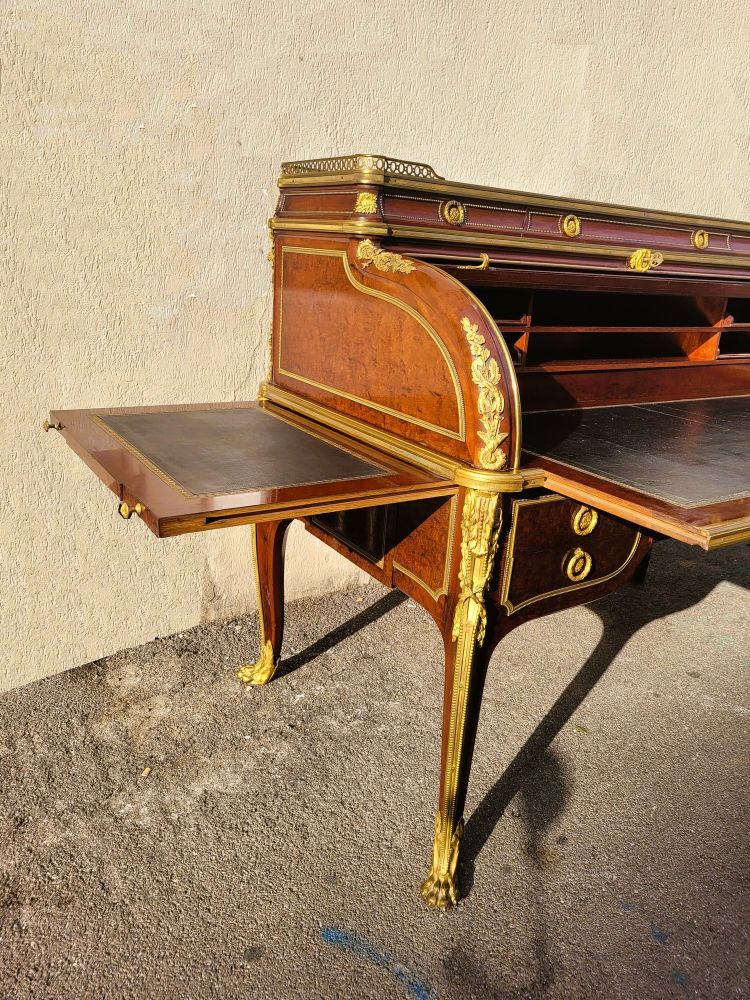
[
  {"x1": 703, "y1": 515, "x2": 750, "y2": 549},
  {"x1": 270, "y1": 219, "x2": 750, "y2": 269},
  {"x1": 499, "y1": 494, "x2": 643, "y2": 614},
  {"x1": 278, "y1": 165, "x2": 750, "y2": 233},
  {"x1": 272, "y1": 218, "x2": 390, "y2": 236},
  {"x1": 277, "y1": 246, "x2": 466, "y2": 441},
  {"x1": 260, "y1": 383, "x2": 545, "y2": 492}
]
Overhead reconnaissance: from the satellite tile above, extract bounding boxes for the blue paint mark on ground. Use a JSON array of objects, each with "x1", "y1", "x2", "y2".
[
  {"x1": 619, "y1": 900, "x2": 636, "y2": 912},
  {"x1": 650, "y1": 923, "x2": 668, "y2": 943},
  {"x1": 321, "y1": 927, "x2": 437, "y2": 1000},
  {"x1": 671, "y1": 970, "x2": 687, "y2": 989}
]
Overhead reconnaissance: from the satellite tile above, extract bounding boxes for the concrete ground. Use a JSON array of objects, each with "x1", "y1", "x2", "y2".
[{"x1": 0, "y1": 539, "x2": 748, "y2": 1000}]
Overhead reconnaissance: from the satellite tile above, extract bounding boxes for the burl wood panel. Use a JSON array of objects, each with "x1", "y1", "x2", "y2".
[
  {"x1": 391, "y1": 495, "x2": 457, "y2": 602},
  {"x1": 277, "y1": 242, "x2": 463, "y2": 440}
]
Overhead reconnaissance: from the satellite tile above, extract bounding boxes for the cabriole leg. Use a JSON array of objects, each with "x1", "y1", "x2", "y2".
[
  {"x1": 237, "y1": 520, "x2": 291, "y2": 686},
  {"x1": 421, "y1": 488, "x2": 501, "y2": 910}
]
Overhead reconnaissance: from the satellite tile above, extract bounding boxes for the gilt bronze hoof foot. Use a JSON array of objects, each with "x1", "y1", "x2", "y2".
[
  {"x1": 236, "y1": 640, "x2": 278, "y2": 686},
  {"x1": 420, "y1": 811, "x2": 463, "y2": 909},
  {"x1": 420, "y1": 870, "x2": 459, "y2": 910}
]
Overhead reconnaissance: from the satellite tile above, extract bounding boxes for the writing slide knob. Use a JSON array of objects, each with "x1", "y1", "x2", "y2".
[
  {"x1": 119, "y1": 501, "x2": 145, "y2": 520},
  {"x1": 43, "y1": 420, "x2": 62, "y2": 432}
]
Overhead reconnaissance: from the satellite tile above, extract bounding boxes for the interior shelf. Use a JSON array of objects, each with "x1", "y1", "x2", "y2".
[
  {"x1": 463, "y1": 281, "x2": 747, "y2": 368},
  {"x1": 522, "y1": 357, "x2": 745, "y2": 373}
]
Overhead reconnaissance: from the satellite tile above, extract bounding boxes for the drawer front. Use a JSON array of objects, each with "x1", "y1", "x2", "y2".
[{"x1": 498, "y1": 493, "x2": 642, "y2": 615}]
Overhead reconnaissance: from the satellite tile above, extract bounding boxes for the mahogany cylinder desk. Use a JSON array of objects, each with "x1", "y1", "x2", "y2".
[{"x1": 47, "y1": 155, "x2": 750, "y2": 909}]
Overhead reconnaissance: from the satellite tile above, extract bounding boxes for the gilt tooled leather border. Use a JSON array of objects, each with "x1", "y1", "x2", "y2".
[{"x1": 91, "y1": 409, "x2": 389, "y2": 499}]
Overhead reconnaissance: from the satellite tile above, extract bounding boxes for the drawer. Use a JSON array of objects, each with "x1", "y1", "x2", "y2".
[{"x1": 498, "y1": 493, "x2": 642, "y2": 615}]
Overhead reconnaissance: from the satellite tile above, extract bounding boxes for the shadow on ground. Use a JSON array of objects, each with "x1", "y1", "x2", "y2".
[{"x1": 0, "y1": 540, "x2": 747, "y2": 999}]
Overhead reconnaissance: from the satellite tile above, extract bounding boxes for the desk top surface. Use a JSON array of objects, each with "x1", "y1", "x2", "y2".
[
  {"x1": 94, "y1": 407, "x2": 388, "y2": 498},
  {"x1": 523, "y1": 396, "x2": 750, "y2": 509}
]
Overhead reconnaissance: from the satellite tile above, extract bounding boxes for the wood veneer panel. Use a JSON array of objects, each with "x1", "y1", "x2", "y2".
[{"x1": 277, "y1": 245, "x2": 462, "y2": 439}]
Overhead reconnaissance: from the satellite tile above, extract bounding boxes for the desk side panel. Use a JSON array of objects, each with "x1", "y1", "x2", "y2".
[{"x1": 270, "y1": 233, "x2": 521, "y2": 473}]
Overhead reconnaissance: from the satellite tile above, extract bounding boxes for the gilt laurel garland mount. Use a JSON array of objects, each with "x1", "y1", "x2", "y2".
[{"x1": 461, "y1": 317, "x2": 508, "y2": 470}]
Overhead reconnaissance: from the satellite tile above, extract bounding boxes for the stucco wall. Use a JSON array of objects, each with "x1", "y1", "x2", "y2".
[{"x1": 2, "y1": 2, "x2": 748, "y2": 692}]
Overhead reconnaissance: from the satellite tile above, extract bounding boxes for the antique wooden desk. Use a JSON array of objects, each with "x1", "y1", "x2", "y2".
[{"x1": 47, "y1": 155, "x2": 750, "y2": 910}]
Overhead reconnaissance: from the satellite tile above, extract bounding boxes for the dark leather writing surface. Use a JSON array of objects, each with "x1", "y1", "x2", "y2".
[
  {"x1": 523, "y1": 396, "x2": 750, "y2": 508},
  {"x1": 96, "y1": 408, "x2": 387, "y2": 497}
]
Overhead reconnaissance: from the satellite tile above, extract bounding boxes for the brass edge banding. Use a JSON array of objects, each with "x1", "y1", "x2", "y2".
[
  {"x1": 499, "y1": 495, "x2": 643, "y2": 613},
  {"x1": 261, "y1": 382, "x2": 544, "y2": 492},
  {"x1": 270, "y1": 220, "x2": 750, "y2": 269},
  {"x1": 277, "y1": 246, "x2": 465, "y2": 440},
  {"x1": 704, "y1": 515, "x2": 750, "y2": 549},
  {"x1": 392, "y1": 493, "x2": 458, "y2": 601},
  {"x1": 453, "y1": 466, "x2": 545, "y2": 490}
]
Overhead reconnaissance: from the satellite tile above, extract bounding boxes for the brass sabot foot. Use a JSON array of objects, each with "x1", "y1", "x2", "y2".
[
  {"x1": 236, "y1": 640, "x2": 278, "y2": 686},
  {"x1": 420, "y1": 812, "x2": 463, "y2": 910},
  {"x1": 420, "y1": 869, "x2": 459, "y2": 910}
]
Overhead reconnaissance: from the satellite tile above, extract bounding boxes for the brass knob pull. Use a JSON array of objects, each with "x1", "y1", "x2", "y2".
[
  {"x1": 691, "y1": 229, "x2": 709, "y2": 250},
  {"x1": 563, "y1": 547, "x2": 592, "y2": 582},
  {"x1": 119, "y1": 501, "x2": 145, "y2": 520},
  {"x1": 42, "y1": 420, "x2": 62, "y2": 432},
  {"x1": 561, "y1": 214, "x2": 581, "y2": 238},
  {"x1": 440, "y1": 199, "x2": 466, "y2": 226},
  {"x1": 572, "y1": 505, "x2": 598, "y2": 536}
]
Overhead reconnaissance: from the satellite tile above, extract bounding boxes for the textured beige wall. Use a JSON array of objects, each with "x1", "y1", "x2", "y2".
[{"x1": 2, "y1": 2, "x2": 749, "y2": 692}]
